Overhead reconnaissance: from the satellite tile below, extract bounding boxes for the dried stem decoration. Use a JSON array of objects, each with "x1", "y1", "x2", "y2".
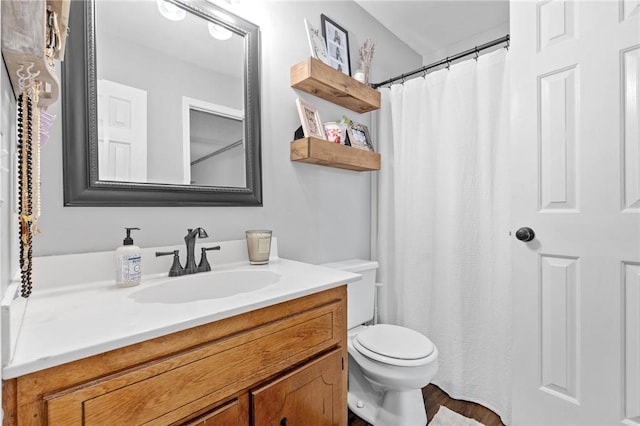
[{"x1": 359, "y1": 39, "x2": 375, "y2": 66}]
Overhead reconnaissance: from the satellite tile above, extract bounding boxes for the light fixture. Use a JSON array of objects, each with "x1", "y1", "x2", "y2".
[
  {"x1": 156, "y1": 0, "x2": 186, "y2": 21},
  {"x1": 208, "y1": 22, "x2": 232, "y2": 40}
]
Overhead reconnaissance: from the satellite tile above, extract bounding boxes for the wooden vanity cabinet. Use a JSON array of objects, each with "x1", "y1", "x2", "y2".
[{"x1": 2, "y1": 286, "x2": 347, "y2": 426}]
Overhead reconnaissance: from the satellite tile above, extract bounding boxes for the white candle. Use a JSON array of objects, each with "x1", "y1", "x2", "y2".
[{"x1": 246, "y1": 230, "x2": 272, "y2": 264}]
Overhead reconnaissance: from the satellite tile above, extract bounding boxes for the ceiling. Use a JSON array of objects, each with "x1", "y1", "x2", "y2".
[{"x1": 354, "y1": 1, "x2": 509, "y2": 60}]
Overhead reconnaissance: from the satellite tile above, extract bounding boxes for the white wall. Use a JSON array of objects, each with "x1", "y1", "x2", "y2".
[
  {"x1": 28, "y1": 1, "x2": 421, "y2": 264},
  {"x1": 0, "y1": 44, "x2": 14, "y2": 296},
  {"x1": 0, "y1": 59, "x2": 16, "y2": 299},
  {"x1": 421, "y1": 22, "x2": 510, "y2": 66}
]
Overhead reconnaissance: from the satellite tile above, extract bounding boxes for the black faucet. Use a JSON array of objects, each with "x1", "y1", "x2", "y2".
[
  {"x1": 184, "y1": 228, "x2": 208, "y2": 273},
  {"x1": 156, "y1": 228, "x2": 221, "y2": 277}
]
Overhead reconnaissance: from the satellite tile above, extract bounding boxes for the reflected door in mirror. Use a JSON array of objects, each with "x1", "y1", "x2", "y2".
[{"x1": 97, "y1": 79, "x2": 148, "y2": 182}]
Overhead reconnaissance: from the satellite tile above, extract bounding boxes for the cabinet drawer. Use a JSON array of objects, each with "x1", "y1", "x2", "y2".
[{"x1": 44, "y1": 301, "x2": 342, "y2": 425}]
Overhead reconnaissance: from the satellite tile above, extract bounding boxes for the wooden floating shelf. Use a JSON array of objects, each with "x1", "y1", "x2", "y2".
[
  {"x1": 290, "y1": 57, "x2": 381, "y2": 114},
  {"x1": 291, "y1": 137, "x2": 381, "y2": 172}
]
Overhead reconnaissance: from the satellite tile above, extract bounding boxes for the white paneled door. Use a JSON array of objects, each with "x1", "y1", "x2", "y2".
[
  {"x1": 511, "y1": 1, "x2": 640, "y2": 425},
  {"x1": 97, "y1": 79, "x2": 148, "y2": 182}
]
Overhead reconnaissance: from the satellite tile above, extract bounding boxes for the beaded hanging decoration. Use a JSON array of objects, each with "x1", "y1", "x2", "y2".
[
  {"x1": 16, "y1": 5, "x2": 62, "y2": 298},
  {"x1": 12, "y1": 4, "x2": 58, "y2": 299},
  {"x1": 17, "y1": 86, "x2": 40, "y2": 298}
]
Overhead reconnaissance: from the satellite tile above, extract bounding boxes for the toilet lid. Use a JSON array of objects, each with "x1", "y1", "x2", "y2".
[{"x1": 354, "y1": 324, "x2": 435, "y2": 362}]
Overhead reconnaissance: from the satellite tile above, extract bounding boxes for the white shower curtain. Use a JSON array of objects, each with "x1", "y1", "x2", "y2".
[{"x1": 375, "y1": 48, "x2": 511, "y2": 423}]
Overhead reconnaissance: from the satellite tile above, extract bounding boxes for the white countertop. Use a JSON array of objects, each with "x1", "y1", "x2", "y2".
[{"x1": 1, "y1": 240, "x2": 361, "y2": 379}]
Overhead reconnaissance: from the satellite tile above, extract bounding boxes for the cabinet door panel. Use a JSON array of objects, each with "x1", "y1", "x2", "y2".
[
  {"x1": 251, "y1": 349, "x2": 345, "y2": 426},
  {"x1": 181, "y1": 394, "x2": 249, "y2": 426}
]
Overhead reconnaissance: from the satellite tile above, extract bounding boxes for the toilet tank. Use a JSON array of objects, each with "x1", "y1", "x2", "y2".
[{"x1": 321, "y1": 259, "x2": 379, "y2": 329}]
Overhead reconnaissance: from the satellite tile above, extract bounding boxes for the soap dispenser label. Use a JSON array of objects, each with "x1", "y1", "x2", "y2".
[{"x1": 117, "y1": 255, "x2": 141, "y2": 282}]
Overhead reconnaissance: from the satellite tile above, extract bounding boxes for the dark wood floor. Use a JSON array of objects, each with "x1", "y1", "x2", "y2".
[{"x1": 348, "y1": 384, "x2": 505, "y2": 426}]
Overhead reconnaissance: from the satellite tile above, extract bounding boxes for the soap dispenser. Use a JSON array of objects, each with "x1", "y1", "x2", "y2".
[{"x1": 115, "y1": 227, "x2": 142, "y2": 287}]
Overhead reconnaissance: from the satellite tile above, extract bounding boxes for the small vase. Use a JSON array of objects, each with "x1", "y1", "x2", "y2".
[
  {"x1": 337, "y1": 123, "x2": 348, "y2": 144},
  {"x1": 354, "y1": 62, "x2": 369, "y2": 84}
]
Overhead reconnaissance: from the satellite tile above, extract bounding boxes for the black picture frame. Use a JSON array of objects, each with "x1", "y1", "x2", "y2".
[{"x1": 321, "y1": 14, "x2": 351, "y2": 76}]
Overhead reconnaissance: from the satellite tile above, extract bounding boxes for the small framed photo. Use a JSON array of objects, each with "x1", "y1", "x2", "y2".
[
  {"x1": 321, "y1": 14, "x2": 351, "y2": 76},
  {"x1": 346, "y1": 122, "x2": 374, "y2": 152},
  {"x1": 296, "y1": 98, "x2": 326, "y2": 139},
  {"x1": 304, "y1": 18, "x2": 330, "y2": 65}
]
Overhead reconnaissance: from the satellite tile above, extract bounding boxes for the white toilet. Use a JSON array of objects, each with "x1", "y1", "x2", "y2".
[{"x1": 322, "y1": 259, "x2": 439, "y2": 426}]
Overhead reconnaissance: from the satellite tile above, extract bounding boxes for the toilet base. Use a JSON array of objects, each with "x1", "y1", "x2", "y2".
[
  {"x1": 349, "y1": 389, "x2": 428, "y2": 426},
  {"x1": 348, "y1": 352, "x2": 382, "y2": 424},
  {"x1": 348, "y1": 390, "x2": 378, "y2": 424},
  {"x1": 377, "y1": 389, "x2": 427, "y2": 426},
  {"x1": 348, "y1": 358, "x2": 428, "y2": 426}
]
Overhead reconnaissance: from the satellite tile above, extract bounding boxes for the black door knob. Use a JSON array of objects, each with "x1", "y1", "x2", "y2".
[{"x1": 515, "y1": 227, "x2": 535, "y2": 242}]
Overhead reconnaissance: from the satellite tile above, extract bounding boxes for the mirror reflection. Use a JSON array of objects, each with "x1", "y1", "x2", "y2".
[
  {"x1": 188, "y1": 102, "x2": 245, "y2": 187},
  {"x1": 61, "y1": 0, "x2": 262, "y2": 206},
  {"x1": 95, "y1": 0, "x2": 245, "y2": 186}
]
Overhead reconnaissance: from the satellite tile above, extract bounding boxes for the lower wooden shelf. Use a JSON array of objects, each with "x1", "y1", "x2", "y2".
[{"x1": 290, "y1": 137, "x2": 381, "y2": 172}]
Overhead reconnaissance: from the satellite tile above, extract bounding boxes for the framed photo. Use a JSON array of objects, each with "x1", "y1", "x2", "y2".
[
  {"x1": 346, "y1": 122, "x2": 374, "y2": 152},
  {"x1": 296, "y1": 98, "x2": 326, "y2": 139},
  {"x1": 321, "y1": 14, "x2": 351, "y2": 76},
  {"x1": 304, "y1": 18, "x2": 330, "y2": 65}
]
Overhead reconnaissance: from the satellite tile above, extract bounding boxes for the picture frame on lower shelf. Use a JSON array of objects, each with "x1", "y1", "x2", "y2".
[
  {"x1": 296, "y1": 98, "x2": 326, "y2": 139},
  {"x1": 346, "y1": 122, "x2": 374, "y2": 152}
]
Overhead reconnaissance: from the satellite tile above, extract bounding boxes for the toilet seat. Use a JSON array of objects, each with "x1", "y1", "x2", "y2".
[{"x1": 353, "y1": 324, "x2": 435, "y2": 367}]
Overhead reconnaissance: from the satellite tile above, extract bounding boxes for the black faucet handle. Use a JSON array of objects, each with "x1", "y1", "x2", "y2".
[
  {"x1": 156, "y1": 250, "x2": 184, "y2": 277},
  {"x1": 198, "y1": 246, "x2": 221, "y2": 272}
]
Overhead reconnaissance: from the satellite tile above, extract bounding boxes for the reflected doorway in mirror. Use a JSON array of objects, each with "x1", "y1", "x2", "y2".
[{"x1": 182, "y1": 97, "x2": 245, "y2": 187}]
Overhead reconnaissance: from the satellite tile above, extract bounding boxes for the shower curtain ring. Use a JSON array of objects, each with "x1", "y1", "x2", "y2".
[
  {"x1": 446, "y1": 57, "x2": 451, "y2": 70},
  {"x1": 401, "y1": 74, "x2": 406, "y2": 84},
  {"x1": 474, "y1": 47, "x2": 479, "y2": 61},
  {"x1": 505, "y1": 39, "x2": 510, "y2": 50}
]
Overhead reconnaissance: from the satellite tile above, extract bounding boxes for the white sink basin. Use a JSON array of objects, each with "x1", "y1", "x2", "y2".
[{"x1": 130, "y1": 270, "x2": 281, "y2": 304}]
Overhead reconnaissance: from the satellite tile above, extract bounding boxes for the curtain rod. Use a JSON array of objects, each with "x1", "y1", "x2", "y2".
[{"x1": 371, "y1": 34, "x2": 510, "y2": 89}]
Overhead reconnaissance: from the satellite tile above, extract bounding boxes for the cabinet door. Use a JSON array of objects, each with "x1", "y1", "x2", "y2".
[
  {"x1": 181, "y1": 395, "x2": 249, "y2": 426},
  {"x1": 251, "y1": 349, "x2": 345, "y2": 426}
]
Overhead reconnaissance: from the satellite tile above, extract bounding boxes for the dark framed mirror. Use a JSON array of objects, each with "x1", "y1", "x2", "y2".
[{"x1": 62, "y1": 0, "x2": 261, "y2": 206}]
